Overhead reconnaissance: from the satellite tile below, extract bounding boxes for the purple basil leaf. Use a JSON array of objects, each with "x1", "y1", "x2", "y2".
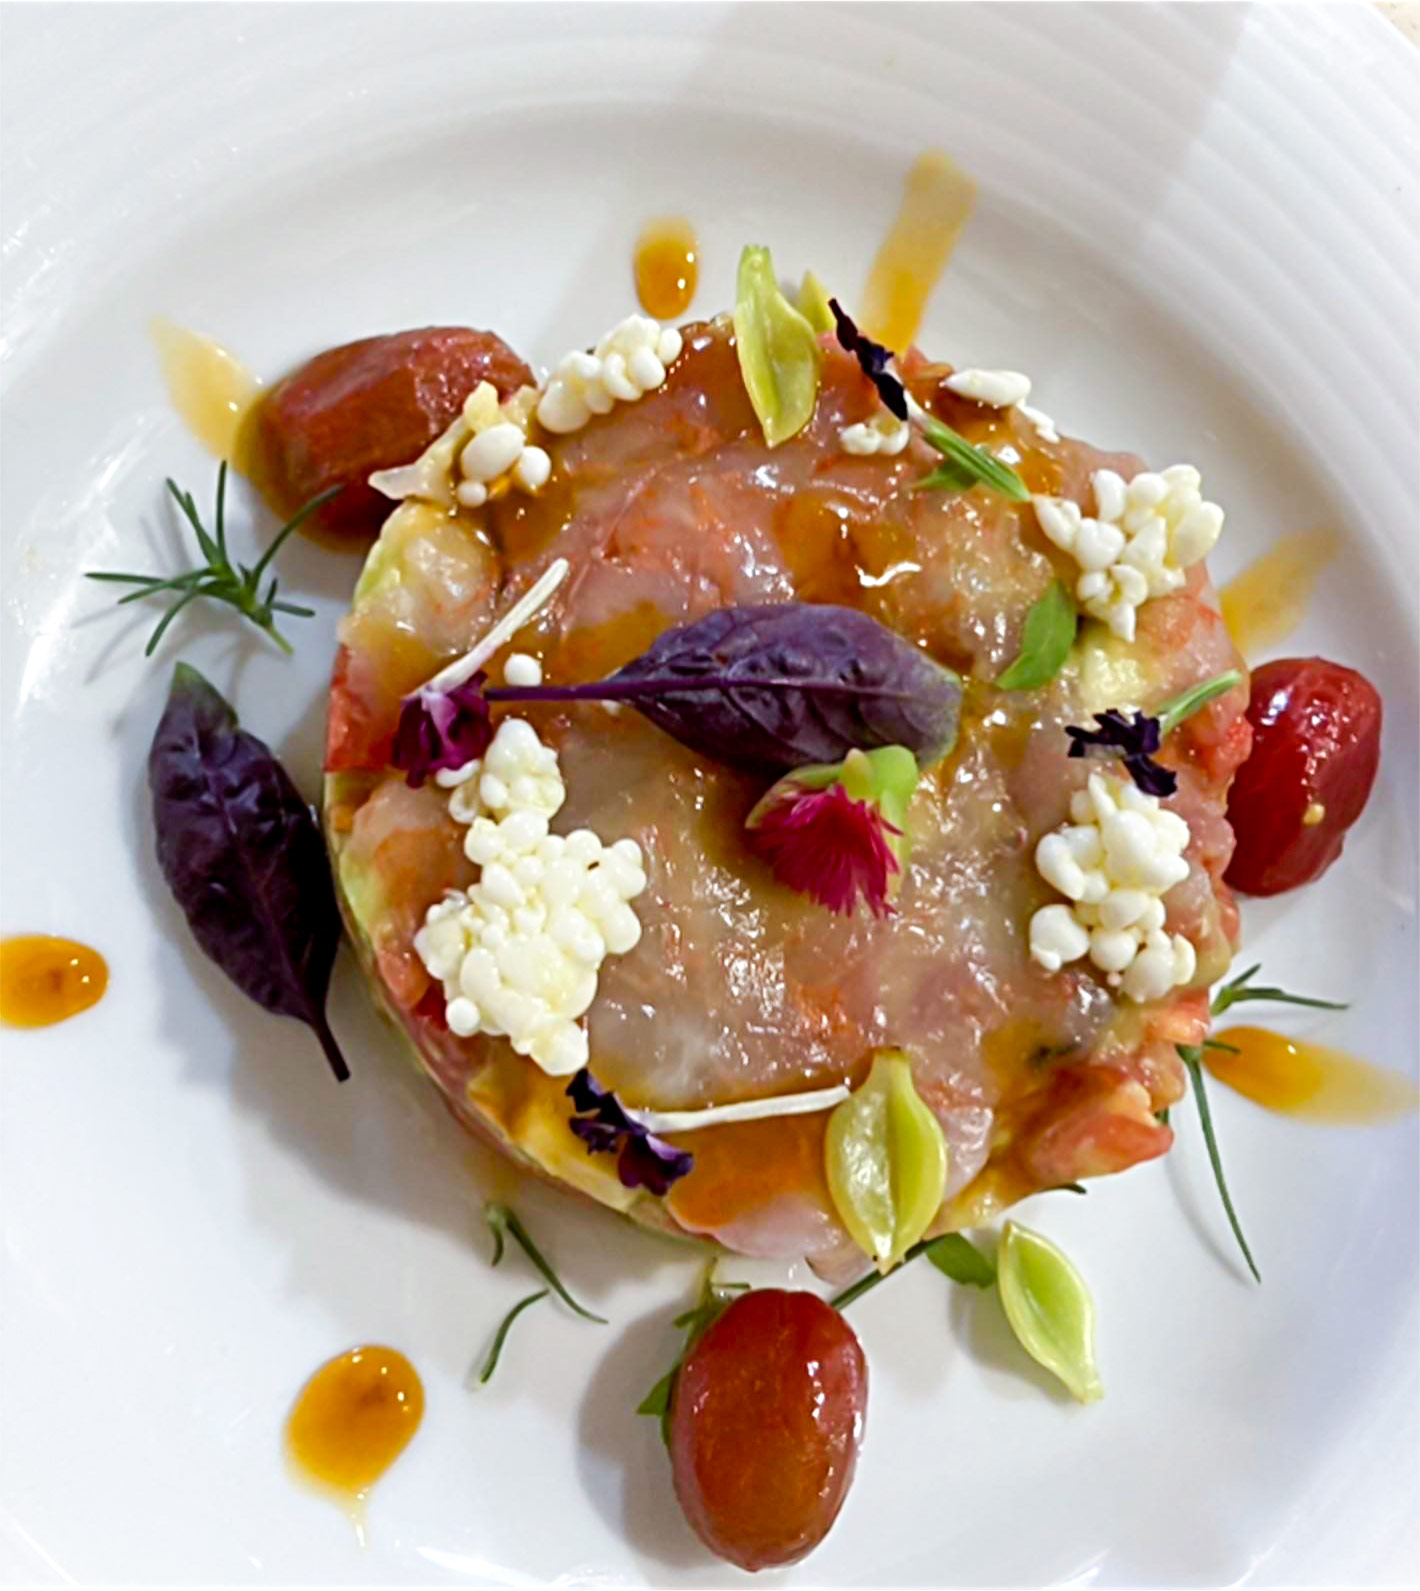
[
  {"x1": 148, "y1": 663, "x2": 349, "y2": 1081},
  {"x1": 828, "y1": 298, "x2": 908, "y2": 420},
  {"x1": 493, "y1": 603, "x2": 962, "y2": 776}
]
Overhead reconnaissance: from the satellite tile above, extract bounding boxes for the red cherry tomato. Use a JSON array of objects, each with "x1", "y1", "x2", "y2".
[
  {"x1": 1225, "y1": 657, "x2": 1382, "y2": 896},
  {"x1": 251, "y1": 327, "x2": 533, "y2": 541},
  {"x1": 668, "y1": 1289, "x2": 867, "y2": 1572}
]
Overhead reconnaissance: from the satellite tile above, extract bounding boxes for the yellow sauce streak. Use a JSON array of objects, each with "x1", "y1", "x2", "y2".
[
  {"x1": 859, "y1": 150, "x2": 977, "y2": 351},
  {"x1": 152, "y1": 318, "x2": 262, "y2": 474},
  {"x1": 1207, "y1": 1026, "x2": 1419, "y2": 1125},
  {"x1": 1219, "y1": 528, "x2": 1339, "y2": 659},
  {"x1": 0, "y1": 936, "x2": 108, "y2": 1027},
  {"x1": 633, "y1": 217, "x2": 699, "y2": 320},
  {"x1": 286, "y1": 1346, "x2": 424, "y2": 1537}
]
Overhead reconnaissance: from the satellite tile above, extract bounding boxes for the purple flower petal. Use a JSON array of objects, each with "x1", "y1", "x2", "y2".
[
  {"x1": 568, "y1": 1116, "x2": 624, "y2": 1155},
  {"x1": 828, "y1": 298, "x2": 909, "y2": 421},
  {"x1": 1123, "y1": 754, "x2": 1178, "y2": 798},
  {"x1": 1065, "y1": 709, "x2": 1175, "y2": 797},
  {"x1": 391, "y1": 672, "x2": 493, "y2": 788},
  {"x1": 565, "y1": 1068, "x2": 694, "y2": 1196},
  {"x1": 618, "y1": 1132, "x2": 695, "y2": 1197}
]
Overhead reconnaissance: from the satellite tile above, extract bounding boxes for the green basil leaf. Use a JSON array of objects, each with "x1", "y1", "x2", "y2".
[
  {"x1": 917, "y1": 412, "x2": 1029, "y2": 502},
  {"x1": 925, "y1": 1232, "x2": 996, "y2": 1288},
  {"x1": 636, "y1": 1370, "x2": 674, "y2": 1419},
  {"x1": 996, "y1": 580, "x2": 1077, "y2": 691},
  {"x1": 826, "y1": 1050, "x2": 948, "y2": 1269},
  {"x1": 733, "y1": 244, "x2": 821, "y2": 447},
  {"x1": 997, "y1": 1221, "x2": 1103, "y2": 1403}
]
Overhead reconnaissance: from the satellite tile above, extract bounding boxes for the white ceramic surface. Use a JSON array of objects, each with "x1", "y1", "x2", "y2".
[{"x1": 2, "y1": 4, "x2": 1417, "y2": 1585}]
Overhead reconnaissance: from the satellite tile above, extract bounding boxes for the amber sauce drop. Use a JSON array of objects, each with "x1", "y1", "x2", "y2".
[
  {"x1": 1219, "y1": 528, "x2": 1339, "y2": 659},
  {"x1": 859, "y1": 150, "x2": 977, "y2": 351},
  {"x1": 286, "y1": 1347, "x2": 424, "y2": 1535},
  {"x1": 633, "y1": 217, "x2": 699, "y2": 320},
  {"x1": 1207, "y1": 1027, "x2": 1419, "y2": 1125},
  {"x1": 152, "y1": 319, "x2": 263, "y2": 476},
  {"x1": 0, "y1": 936, "x2": 108, "y2": 1027}
]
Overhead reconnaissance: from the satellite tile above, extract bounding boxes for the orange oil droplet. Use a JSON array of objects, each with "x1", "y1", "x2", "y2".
[
  {"x1": 151, "y1": 318, "x2": 263, "y2": 475},
  {"x1": 0, "y1": 936, "x2": 108, "y2": 1027},
  {"x1": 1219, "y1": 528, "x2": 1339, "y2": 659},
  {"x1": 286, "y1": 1346, "x2": 424, "y2": 1510},
  {"x1": 859, "y1": 150, "x2": 976, "y2": 352},
  {"x1": 633, "y1": 217, "x2": 699, "y2": 320},
  {"x1": 1207, "y1": 1026, "x2": 1419, "y2": 1125}
]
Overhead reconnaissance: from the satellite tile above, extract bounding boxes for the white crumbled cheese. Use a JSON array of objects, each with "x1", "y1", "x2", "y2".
[
  {"x1": 502, "y1": 652, "x2": 544, "y2": 688},
  {"x1": 944, "y1": 368, "x2": 1032, "y2": 408},
  {"x1": 1028, "y1": 771, "x2": 1197, "y2": 1003},
  {"x1": 840, "y1": 413, "x2": 912, "y2": 456},
  {"x1": 372, "y1": 379, "x2": 554, "y2": 510},
  {"x1": 942, "y1": 368, "x2": 1060, "y2": 444},
  {"x1": 536, "y1": 315, "x2": 683, "y2": 435},
  {"x1": 414, "y1": 716, "x2": 648, "y2": 1076},
  {"x1": 1034, "y1": 465, "x2": 1224, "y2": 642},
  {"x1": 1017, "y1": 401, "x2": 1060, "y2": 444}
]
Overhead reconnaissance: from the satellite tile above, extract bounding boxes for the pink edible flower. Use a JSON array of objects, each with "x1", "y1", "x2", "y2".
[{"x1": 747, "y1": 778, "x2": 903, "y2": 917}]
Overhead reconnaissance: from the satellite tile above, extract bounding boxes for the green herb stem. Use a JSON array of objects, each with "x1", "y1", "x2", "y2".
[
  {"x1": 484, "y1": 1202, "x2": 607, "y2": 1323},
  {"x1": 917, "y1": 412, "x2": 1030, "y2": 503},
  {"x1": 476, "y1": 1289, "x2": 548, "y2": 1384},
  {"x1": 830, "y1": 1231, "x2": 995, "y2": 1310},
  {"x1": 1210, "y1": 963, "x2": 1347, "y2": 1018},
  {"x1": 1178, "y1": 1044, "x2": 1260, "y2": 1284},
  {"x1": 1156, "y1": 670, "x2": 1245, "y2": 738}
]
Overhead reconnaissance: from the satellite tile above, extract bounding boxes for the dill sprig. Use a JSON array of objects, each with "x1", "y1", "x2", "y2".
[{"x1": 86, "y1": 463, "x2": 337, "y2": 656}]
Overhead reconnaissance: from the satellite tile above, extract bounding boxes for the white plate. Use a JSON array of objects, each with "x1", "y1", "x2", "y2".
[{"x1": 2, "y1": 4, "x2": 1417, "y2": 1585}]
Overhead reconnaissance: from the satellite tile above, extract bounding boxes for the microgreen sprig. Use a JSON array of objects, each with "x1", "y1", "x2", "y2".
[
  {"x1": 476, "y1": 1202, "x2": 606, "y2": 1388},
  {"x1": 475, "y1": 1290, "x2": 548, "y2": 1386},
  {"x1": 915, "y1": 410, "x2": 1030, "y2": 503},
  {"x1": 86, "y1": 463, "x2": 338, "y2": 656},
  {"x1": 1210, "y1": 963, "x2": 1347, "y2": 1019},
  {"x1": 830, "y1": 1231, "x2": 996, "y2": 1310},
  {"x1": 637, "y1": 1271, "x2": 748, "y2": 1443},
  {"x1": 1177, "y1": 967, "x2": 1346, "y2": 1284},
  {"x1": 485, "y1": 1202, "x2": 608, "y2": 1323},
  {"x1": 1176, "y1": 1043, "x2": 1260, "y2": 1284},
  {"x1": 1156, "y1": 670, "x2": 1245, "y2": 738}
]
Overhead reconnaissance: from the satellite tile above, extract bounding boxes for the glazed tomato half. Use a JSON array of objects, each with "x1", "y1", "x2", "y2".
[
  {"x1": 251, "y1": 326, "x2": 533, "y2": 541},
  {"x1": 668, "y1": 1289, "x2": 868, "y2": 1572},
  {"x1": 1225, "y1": 657, "x2": 1382, "y2": 896}
]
